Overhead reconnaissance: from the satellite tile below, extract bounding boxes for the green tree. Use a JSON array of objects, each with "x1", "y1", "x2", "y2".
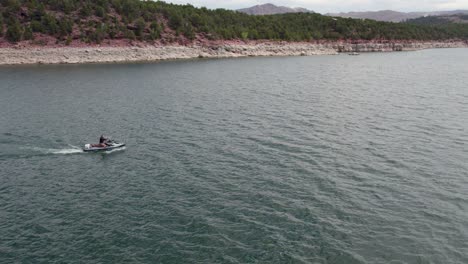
[
  {"x1": 148, "y1": 21, "x2": 161, "y2": 40},
  {"x1": 0, "y1": 14, "x2": 4, "y2": 37},
  {"x1": 6, "y1": 17, "x2": 23, "y2": 42},
  {"x1": 58, "y1": 18, "x2": 73, "y2": 36},
  {"x1": 95, "y1": 6, "x2": 105, "y2": 18},
  {"x1": 168, "y1": 11, "x2": 183, "y2": 30},
  {"x1": 30, "y1": 3, "x2": 46, "y2": 21},
  {"x1": 80, "y1": 5, "x2": 92, "y2": 18},
  {"x1": 31, "y1": 20, "x2": 44, "y2": 33},
  {"x1": 135, "y1": 17, "x2": 146, "y2": 38},
  {"x1": 241, "y1": 31, "x2": 248, "y2": 40},
  {"x1": 23, "y1": 25, "x2": 34, "y2": 40},
  {"x1": 65, "y1": 35, "x2": 72, "y2": 45},
  {"x1": 41, "y1": 14, "x2": 58, "y2": 34},
  {"x1": 148, "y1": 29, "x2": 160, "y2": 41},
  {"x1": 125, "y1": 29, "x2": 136, "y2": 40},
  {"x1": 182, "y1": 23, "x2": 195, "y2": 40},
  {"x1": 4, "y1": 0, "x2": 21, "y2": 15}
]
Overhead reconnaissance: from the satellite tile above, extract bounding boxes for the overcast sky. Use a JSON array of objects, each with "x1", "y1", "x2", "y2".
[{"x1": 162, "y1": 0, "x2": 468, "y2": 13}]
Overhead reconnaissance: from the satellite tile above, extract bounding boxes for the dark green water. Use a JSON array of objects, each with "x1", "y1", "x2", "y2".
[{"x1": 1, "y1": 49, "x2": 468, "y2": 263}]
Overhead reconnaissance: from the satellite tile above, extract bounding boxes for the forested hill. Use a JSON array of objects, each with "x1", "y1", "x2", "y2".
[
  {"x1": 406, "y1": 14, "x2": 468, "y2": 25},
  {"x1": 1, "y1": 0, "x2": 468, "y2": 45}
]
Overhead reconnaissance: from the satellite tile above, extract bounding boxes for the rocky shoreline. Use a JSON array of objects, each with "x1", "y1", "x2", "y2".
[{"x1": 0, "y1": 41, "x2": 467, "y2": 65}]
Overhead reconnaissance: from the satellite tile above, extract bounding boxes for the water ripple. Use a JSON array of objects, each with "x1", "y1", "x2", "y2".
[{"x1": 1, "y1": 50, "x2": 468, "y2": 263}]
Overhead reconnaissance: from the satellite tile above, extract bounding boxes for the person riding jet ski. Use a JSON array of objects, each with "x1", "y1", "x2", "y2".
[
  {"x1": 100, "y1": 135, "x2": 108, "y2": 145},
  {"x1": 91, "y1": 135, "x2": 109, "y2": 148},
  {"x1": 99, "y1": 135, "x2": 109, "y2": 147}
]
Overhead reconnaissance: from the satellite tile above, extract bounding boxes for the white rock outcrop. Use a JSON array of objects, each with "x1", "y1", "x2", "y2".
[{"x1": 0, "y1": 41, "x2": 466, "y2": 65}]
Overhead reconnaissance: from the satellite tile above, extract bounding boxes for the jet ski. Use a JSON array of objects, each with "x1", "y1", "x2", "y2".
[{"x1": 83, "y1": 139, "x2": 125, "y2": 152}]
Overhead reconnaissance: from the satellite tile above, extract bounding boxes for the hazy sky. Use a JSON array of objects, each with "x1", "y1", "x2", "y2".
[{"x1": 162, "y1": 0, "x2": 468, "y2": 13}]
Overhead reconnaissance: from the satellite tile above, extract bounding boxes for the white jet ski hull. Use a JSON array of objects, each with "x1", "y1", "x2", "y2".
[{"x1": 83, "y1": 142, "x2": 125, "y2": 152}]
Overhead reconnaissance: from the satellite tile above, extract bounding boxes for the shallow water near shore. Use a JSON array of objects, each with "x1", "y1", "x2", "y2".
[{"x1": 1, "y1": 49, "x2": 468, "y2": 263}]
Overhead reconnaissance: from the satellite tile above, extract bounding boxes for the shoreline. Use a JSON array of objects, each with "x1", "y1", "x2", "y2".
[{"x1": 0, "y1": 41, "x2": 467, "y2": 65}]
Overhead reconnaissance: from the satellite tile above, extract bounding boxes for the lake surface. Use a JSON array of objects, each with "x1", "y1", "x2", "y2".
[{"x1": 1, "y1": 49, "x2": 468, "y2": 263}]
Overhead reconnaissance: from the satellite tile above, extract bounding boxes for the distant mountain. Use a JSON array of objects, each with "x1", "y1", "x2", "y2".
[
  {"x1": 406, "y1": 14, "x2": 468, "y2": 25},
  {"x1": 327, "y1": 10, "x2": 468, "y2": 22},
  {"x1": 237, "y1": 3, "x2": 313, "y2": 15}
]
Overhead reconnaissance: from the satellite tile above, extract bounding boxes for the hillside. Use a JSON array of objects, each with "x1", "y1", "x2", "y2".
[
  {"x1": 237, "y1": 3, "x2": 312, "y2": 15},
  {"x1": 1, "y1": 0, "x2": 468, "y2": 47},
  {"x1": 328, "y1": 10, "x2": 468, "y2": 22},
  {"x1": 406, "y1": 14, "x2": 468, "y2": 25}
]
